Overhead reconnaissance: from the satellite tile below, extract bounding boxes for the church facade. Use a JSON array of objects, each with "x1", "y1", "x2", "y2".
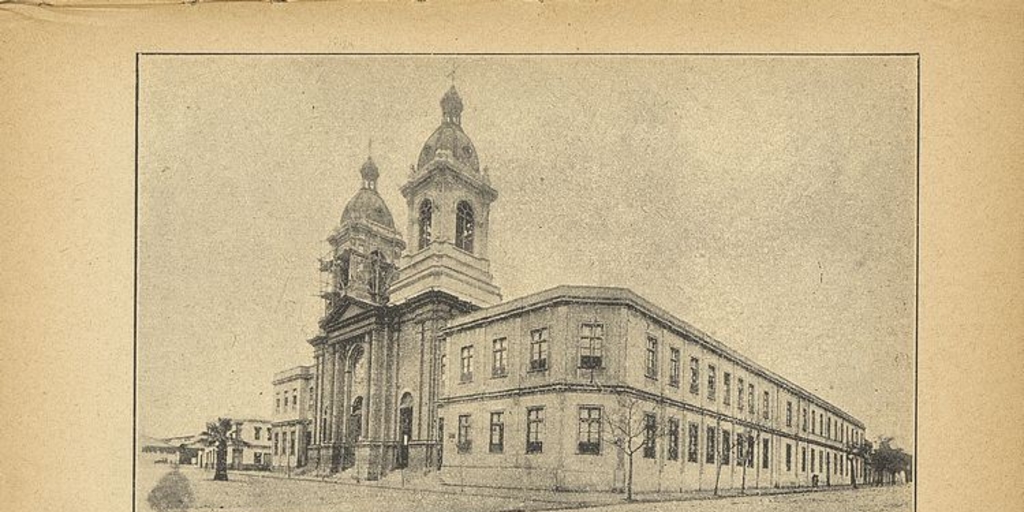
[{"x1": 303, "y1": 85, "x2": 867, "y2": 491}]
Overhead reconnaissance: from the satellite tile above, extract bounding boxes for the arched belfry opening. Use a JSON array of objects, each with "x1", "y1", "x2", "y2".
[
  {"x1": 455, "y1": 201, "x2": 475, "y2": 253},
  {"x1": 418, "y1": 199, "x2": 433, "y2": 250}
]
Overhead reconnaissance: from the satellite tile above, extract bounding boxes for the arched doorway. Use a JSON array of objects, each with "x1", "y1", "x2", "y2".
[
  {"x1": 397, "y1": 392, "x2": 414, "y2": 469},
  {"x1": 343, "y1": 396, "x2": 363, "y2": 470}
]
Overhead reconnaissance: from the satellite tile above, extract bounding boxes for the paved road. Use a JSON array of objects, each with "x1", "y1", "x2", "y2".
[{"x1": 136, "y1": 463, "x2": 912, "y2": 512}]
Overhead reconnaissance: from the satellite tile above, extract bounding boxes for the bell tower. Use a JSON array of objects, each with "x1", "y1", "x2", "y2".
[{"x1": 389, "y1": 86, "x2": 501, "y2": 307}]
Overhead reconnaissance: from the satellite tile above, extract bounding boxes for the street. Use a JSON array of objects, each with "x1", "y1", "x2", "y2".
[{"x1": 137, "y1": 463, "x2": 912, "y2": 512}]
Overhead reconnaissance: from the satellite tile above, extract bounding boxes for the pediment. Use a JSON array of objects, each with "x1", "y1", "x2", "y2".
[{"x1": 320, "y1": 295, "x2": 379, "y2": 329}]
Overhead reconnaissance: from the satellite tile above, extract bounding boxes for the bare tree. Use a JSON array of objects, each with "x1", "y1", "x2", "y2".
[{"x1": 602, "y1": 391, "x2": 667, "y2": 501}]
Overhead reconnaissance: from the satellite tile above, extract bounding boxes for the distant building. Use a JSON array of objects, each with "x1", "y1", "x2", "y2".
[
  {"x1": 295, "y1": 84, "x2": 868, "y2": 492},
  {"x1": 271, "y1": 365, "x2": 316, "y2": 470},
  {"x1": 197, "y1": 418, "x2": 273, "y2": 471}
]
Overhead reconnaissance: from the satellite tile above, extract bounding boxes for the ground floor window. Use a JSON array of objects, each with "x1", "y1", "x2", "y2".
[
  {"x1": 687, "y1": 423, "x2": 699, "y2": 463},
  {"x1": 705, "y1": 426, "x2": 716, "y2": 464},
  {"x1": 761, "y1": 438, "x2": 770, "y2": 469},
  {"x1": 746, "y1": 435, "x2": 755, "y2": 468},
  {"x1": 643, "y1": 413, "x2": 657, "y2": 459},
  {"x1": 578, "y1": 407, "x2": 601, "y2": 455},
  {"x1": 667, "y1": 418, "x2": 679, "y2": 461},
  {"x1": 721, "y1": 429, "x2": 731, "y2": 465},
  {"x1": 457, "y1": 415, "x2": 472, "y2": 453},
  {"x1": 489, "y1": 412, "x2": 504, "y2": 453},
  {"x1": 811, "y1": 447, "x2": 816, "y2": 472},
  {"x1": 785, "y1": 443, "x2": 792, "y2": 471},
  {"x1": 736, "y1": 432, "x2": 746, "y2": 466},
  {"x1": 802, "y1": 446, "x2": 807, "y2": 472},
  {"x1": 526, "y1": 407, "x2": 544, "y2": 454}
]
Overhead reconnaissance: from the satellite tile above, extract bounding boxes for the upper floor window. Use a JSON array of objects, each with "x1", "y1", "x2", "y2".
[
  {"x1": 802, "y1": 407, "x2": 808, "y2": 431},
  {"x1": 748, "y1": 383, "x2": 755, "y2": 415},
  {"x1": 669, "y1": 348, "x2": 681, "y2": 387},
  {"x1": 645, "y1": 336, "x2": 659, "y2": 379},
  {"x1": 293, "y1": 388, "x2": 298, "y2": 411},
  {"x1": 530, "y1": 328, "x2": 549, "y2": 371},
  {"x1": 786, "y1": 401, "x2": 793, "y2": 427},
  {"x1": 460, "y1": 346, "x2": 474, "y2": 382},
  {"x1": 417, "y1": 199, "x2": 433, "y2": 250},
  {"x1": 455, "y1": 201, "x2": 475, "y2": 253},
  {"x1": 812, "y1": 410, "x2": 817, "y2": 434},
  {"x1": 707, "y1": 364, "x2": 717, "y2": 401},
  {"x1": 689, "y1": 357, "x2": 700, "y2": 395},
  {"x1": 577, "y1": 406, "x2": 602, "y2": 455},
  {"x1": 579, "y1": 323, "x2": 604, "y2": 369},
  {"x1": 254, "y1": 426, "x2": 262, "y2": 440},
  {"x1": 723, "y1": 373, "x2": 732, "y2": 406},
  {"x1": 526, "y1": 407, "x2": 545, "y2": 454},
  {"x1": 368, "y1": 250, "x2": 389, "y2": 298},
  {"x1": 492, "y1": 338, "x2": 508, "y2": 377},
  {"x1": 762, "y1": 390, "x2": 770, "y2": 420},
  {"x1": 737, "y1": 378, "x2": 745, "y2": 411}
]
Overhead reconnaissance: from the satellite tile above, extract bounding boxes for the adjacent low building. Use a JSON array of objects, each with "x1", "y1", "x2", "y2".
[
  {"x1": 197, "y1": 418, "x2": 273, "y2": 471},
  {"x1": 271, "y1": 365, "x2": 316, "y2": 470}
]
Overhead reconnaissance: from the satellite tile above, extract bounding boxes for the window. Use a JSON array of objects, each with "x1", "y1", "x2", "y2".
[
  {"x1": 457, "y1": 415, "x2": 472, "y2": 453},
  {"x1": 721, "y1": 429, "x2": 731, "y2": 465},
  {"x1": 273, "y1": 432, "x2": 279, "y2": 454},
  {"x1": 802, "y1": 446, "x2": 807, "y2": 472},
  {"x1": 293, "y1": 388, "x2": 299, "y2": 411},
  {"x1": 455, "y1": 201, "x2": 474, "y2": 253},
  {"x1": 418, "y1": 199, "x2": 433, "y2": 250},
  {"x1": 812, "y1": 410, "x2": 817, "y2": 434},
  {"x1": 526, "y1": 407, "x2": 544, "y2": 454},
  {"x1": 723, "y1": 373, "x2": 732, "y2": 406},
  {"x1": 762, "y1": 391, "x2": 770, "y2": 420},
  {"x1": 736, "y1": 432, "x2": 746, "y2": 466},
  {"x1": 669, "y1": 348, "x2": 681, "y2": 387},
  {"x1": 643, "y1": 413, "x2": 657, "y2": 459},
  {"x1": 707, "y1": 364, "x2": 717, "y2": 401},
  {"x1": 460, "y1": 346, "x2": 474, "y2": 382},
  {"x1": 440, "y1": 352, "x2": 447, "y2": 382},
  {"x1": 283, "y1": 393, "x2": 289, "y2": 409},
  {"x1": 827, "y1": 417, "x2": 831, "y2": 439},
  {"x1": 811, "y1": 447, "x2": 816, "y2": 472},
  {"x1": 819, "y1": 450, "x2": 824, "y2": 473},
  {"x1": 689, "y1": 357, "x2": 700, "y2": 394},
  {"x1": 786, "y1": 401, "x2": 793, "y2": 427},
  {"x1": 579, "y1": 323, "x2": 604, "y2": 369},
  {"x1": 748, "y1": 384, "x2": 755, "y2": 416},
  {"x1": 578, "y1": 407, "x2": 602, "y2": 455},
  {"x1": 492, "y1": 338, "x2": 507, "y2": 377},
  {"x1": 254, "y1": 453, "x2": 262, "y2": 465},
  {"x1": 687, "y1": 423, "x2": 699, "y2": 463},
  {"x1": 290, "y1": 430, "x2": 296, "y2": 455},
  {"x1": 786, "y1": 443, "x2": 792, "y2": 471},
  {"x1": 705, "y1": 426, "x2": 716, "y2": 463},
  {"x1": 747, "y1": 434, "x2": 755, "y2": 468},
  {"x1": 803, "y1": 407, "x2": 808, "y2": 431},
  {"x1": 275, "y1": 393, "x2": 281, "y2": 412},
  {"x1": 309, "y1": 386, "x2": 315, "y2": 410},
  {"x1": 529, "y1": 328, "x2": 549, "y2": 371},
  {"x1": 667, "y1": 418, "x2": 680, "y2": 460},
  {"x1": 737, "y1": 378, "x2": 745, "y2": 411},
  {"x1": 762, "y1": 438, "x2": 770, "y2": 469},
  {"x1": 819, "y1": 413, "x2": 824, "y2": 435},
  {"x1": 254, "y1": 426, "x2": 262, "y2": 440},
  {"x1": 645, "y1": 337, "x2": 659, "y2": 379},
  {"x1": 826, "y1": 452, "x2": 831, "y2": 474},
  {"x1": 489, "y1": 412, "x2": 504, "y2": 453}
]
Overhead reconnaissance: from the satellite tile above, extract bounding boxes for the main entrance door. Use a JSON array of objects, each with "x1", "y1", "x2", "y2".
[{"x1": 397, "y1": 392, "x2": 413, "y2": 469}]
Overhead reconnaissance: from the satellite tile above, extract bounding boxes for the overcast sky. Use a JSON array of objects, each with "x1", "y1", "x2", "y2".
[{"x1": 137, "y1": 55, "x2": 916, "y2": 449}]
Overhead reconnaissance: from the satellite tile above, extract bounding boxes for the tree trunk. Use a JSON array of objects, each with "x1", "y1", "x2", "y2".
[
  {"x1": 214, "y1": 440, "x2": 229, "y2": 481},
  {"x1": 627, "y1": 453, "x2": 634, "y2": 501}
]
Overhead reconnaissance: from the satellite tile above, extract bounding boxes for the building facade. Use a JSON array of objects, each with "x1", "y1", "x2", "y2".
[
  {"x1": 272, "y1": 365, "x2": 316, "y2": 470},
  {"x1": 300, "y1": 84, "x2": 868, "y2": 490},
  {"x1": 197, "y1": 418, "x2": 273, "y2": 471}
]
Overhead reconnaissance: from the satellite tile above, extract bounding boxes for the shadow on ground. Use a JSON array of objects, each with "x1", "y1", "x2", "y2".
[{"x1": 147, "y1": 466, "x2": 196, "y2": 511}]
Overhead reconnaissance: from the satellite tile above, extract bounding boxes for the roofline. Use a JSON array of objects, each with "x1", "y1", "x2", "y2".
[{"x1": 443, "y1": 284, "x2": 865, "y2": 429}]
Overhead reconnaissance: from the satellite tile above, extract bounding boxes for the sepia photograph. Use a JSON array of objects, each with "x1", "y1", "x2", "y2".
[{"x1": 135, "y1": 54, "x2": 917, "y2": 512}]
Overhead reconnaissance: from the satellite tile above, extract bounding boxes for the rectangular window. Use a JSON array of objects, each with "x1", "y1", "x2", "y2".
[
  {"x1": 254, "y1": 426, "x2": 262, "y2": 440},
  {"x1": 293, "y1": 388, "x2": 298, "y2": 411},
  {"x1": 762, "y1": 438, "x2": 770, "y2": 469},
  {"x1": 283, "y1": 394, "x2": 288, "y2": 408},
  {"x1": 707, "y1": 364, "x2": 717, "y2": 401},
  {"x1": 785, "y1": 443, "x2": 792, "y2": 471},
  {"x1": 492, "y1": 338, "x2": 507, "y2": 377},
  {"x1": 489, "y1": 412, "x2": 504, "y2": 453},
  {"x1": 819, "y1": 450, "x2": 824, "y2": 472},
  {"x1": 803, "y1": 407, "x2": 808, "y2": 431},
  {"x1": 669, "y1": 348, "x2": 681, "y2": 387},
  {"x1": 577, "y1": 407, "x2": 602, "y2": 455},
  {"x1": 812, "y1": 410, "x2": 817, "y2": 434},
  {"x1": 721, "y1": 429, "x2": 731, "y2": 465},
  {"x1": 667, "y1": 418, "x2": 680, "y2": 460},
  {"x1": 457, "y1": 415, "x2": 472, "y2": 453},
  {"x1": 275, "y1": 394, "x2": 280, "y2": 412},
  {"x1": 689, "y1": 357, "x2": 700, "y2": 394},
  {"x1": 705, "y1": 426, "x2": 716, "y2": 463},
  {"x1": 786, "y1": 401, "x2": 793, "y2": 427},
  {"x1": 802, "y1": 446, "x2": 807, "y2": 472},
  {"x1": 747, "y1": 435, "x2": 755, "y2": 468},
  {"x1": 723, "y1": 373, "x2": 732, "y2": 406},
  {"x1": 687, "y1": 423, "x2": 699, "y2": 463},
  {"x1": 579, "y1": 323, "x2": 604, "y2": 369},
  {"x1": 763, "y1": 391, "x2": 770, "y2": 420},
  {"x1": 460, "y1": 346, "x2": 474, "y2": 382},
  {"x1": 645, "y1": 337, "x2": 659, "y2": 379},
  {"x1": 748, "y1": 384, "x2": 755, "y2": 416},
  {"x1": 529, "y1": 328, "x2": 549, "y2": 371},
  {"x1": 811, "y1": 447, "x2": 816, "y2": 472},
  {"x1": 736, "y1": 432, "x2": 746, "y2": 466},
  {"x1": 273, "y1": 432, "x2": 279, "y2": 454},
  {"x1": 526, "y1": 407, "x2": 544, "y2": 454},
  {"x1": 737, "y1": 378, "x2": 745, "y2": 411},
  {"x1": 643, "y1": 413, "x2": 657, "y2": 459}
]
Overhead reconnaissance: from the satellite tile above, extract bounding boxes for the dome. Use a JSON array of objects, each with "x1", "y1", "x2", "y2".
[
  {"x1": 416, "y1": 85, "x2": 481, "y2": 173},
  {"x1": 341, "y1": 188, "x2": 396, "y2": 229},
  {"x1": 340, "y1": 156, "x2": 396, "y2": 229}
]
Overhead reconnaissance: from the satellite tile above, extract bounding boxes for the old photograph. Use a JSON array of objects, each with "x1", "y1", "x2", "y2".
[{"x1": 135, "y1": 54, "x2": 917, "y2": 512}]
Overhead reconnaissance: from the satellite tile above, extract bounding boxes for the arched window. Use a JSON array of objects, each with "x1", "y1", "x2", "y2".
[
  {"x1": 455, "y1": 201, "x2": 475, "y2": 253},
  {"x1": 368, "y1": 250, "x2": 388, "y2": 298},
  {"x1": 418, "y1": 199, "x2": 433, "y2": 250}
]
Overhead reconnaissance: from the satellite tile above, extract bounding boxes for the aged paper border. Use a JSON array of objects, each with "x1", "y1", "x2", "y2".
[{"x1": 1, "y1": 2, "x2": 1021, "y2": 511}]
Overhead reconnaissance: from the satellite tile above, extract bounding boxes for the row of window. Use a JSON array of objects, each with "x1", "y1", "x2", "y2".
[
  {"x1": 275, "y1": 386, "x2": 316, "y2": 414},
  {"x1": 418, "y1": 199, "x2": 476, "y2": 253}
]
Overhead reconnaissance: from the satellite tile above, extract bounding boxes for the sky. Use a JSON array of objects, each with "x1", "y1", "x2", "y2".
[{"x1": 137, "y1": 55, "x2": 916, "y2": 449}]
